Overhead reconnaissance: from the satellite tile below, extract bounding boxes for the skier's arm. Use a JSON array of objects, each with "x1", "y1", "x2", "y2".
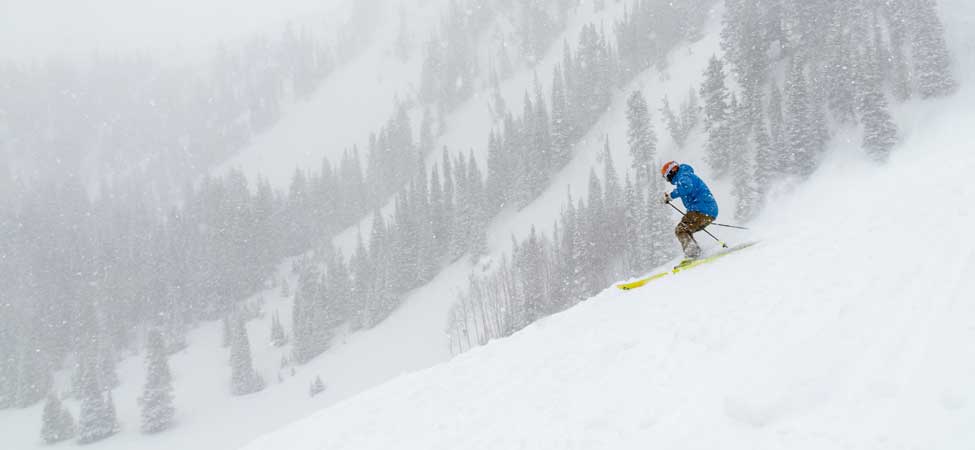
[{"x1": 669, "y1": 176, "x2": 693, "y2": 200}]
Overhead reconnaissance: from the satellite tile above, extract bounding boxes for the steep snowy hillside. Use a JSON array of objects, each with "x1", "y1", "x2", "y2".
[
  {"x1": 2, "y1": 2, "x2": 639, "y2": 449},
  {"x1": 234, "y1": 0, "x2": 975, "y2": 446},
  {"x1": 240, "y1": 76, "x2": 975, "y2": 449},
  {"x1": 215, "y1": 0, "x2": 443, "y2": 187}
]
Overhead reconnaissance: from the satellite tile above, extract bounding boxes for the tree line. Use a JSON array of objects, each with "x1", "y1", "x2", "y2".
[
  {"x1": 0, "y1": 3, "x2": 387, "y2": 211},
  {"x1": 448, "y1": 0, "x2": 957, "y2": 353}
]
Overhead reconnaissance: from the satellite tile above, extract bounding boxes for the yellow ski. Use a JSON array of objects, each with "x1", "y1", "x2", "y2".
[{"x1": 616, "y1": 242, "x2": 758, "y2": 291}]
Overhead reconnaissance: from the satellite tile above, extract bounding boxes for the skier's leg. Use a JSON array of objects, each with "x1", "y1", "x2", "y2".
[
  {"x1": 678, "y1": 212, "x2": 715, "y2": 258},
  {"x1": 675, "y1": 215, "x2": 702, "y2": 258}
]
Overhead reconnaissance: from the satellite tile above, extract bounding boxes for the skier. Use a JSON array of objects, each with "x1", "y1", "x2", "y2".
[{"x1": 661, "y1": 160, "x2": 718, "y2": 259}]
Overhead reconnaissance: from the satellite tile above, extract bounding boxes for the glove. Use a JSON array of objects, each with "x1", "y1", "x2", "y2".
[{"x1": 662, "y1": 192, "x2": 671, "y2": 204}]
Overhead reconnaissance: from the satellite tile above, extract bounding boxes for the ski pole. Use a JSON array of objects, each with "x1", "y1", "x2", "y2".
[
  {"x1": 666, "y1": 203, "x2": 749, "y2": 230},
  {"x1": 666, "y1": 202, "x2": 729, "y2": 248},
  {"x1": 665, "y1": 203, "x2": 749, "y2": 230},
  {"x1": 708, "y1": 222, "x2": 750, "y2": 230}
]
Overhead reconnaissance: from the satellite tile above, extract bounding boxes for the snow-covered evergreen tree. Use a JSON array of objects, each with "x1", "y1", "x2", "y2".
[
  {"x1": 858, "y1": 45, "x2": 900, "y2": 162},
  {"x1": 270, "y1": 312, "x2": 287, "y2": 347},
  {"x1": 139, "y1": 329, "x2": 175, "y2": 433},
  {"x1": 77, "y1": 351, "x2": 117, "y2": 444},
  {"x1": 622, "y1": 176, "x2": 644, "y2": 275},
  {"x1": 625, "y1": 90, "x2": 657, "y2": 187},
  {"x1": 910, "y1": 0, "x2": 957, "y2": 98},
  {"x1": 229, "y1": 316, "x2": 264, "y2": 396},
  {"x1": 700, "y1": 56, "x2": 732, "y2": 176},
  {"x1": 730, "y1": 103, "x2": 760, "y2": 222},
  {"x1": 309, "y1": 375, "x2": 326, "y2": 397},
  {"x1": 660, "y1": 96, "x2": 682, "y2": 147},
  {"x1": 753, "y1": 111, "x2": 775, "y2": 206},
  {"x1": 660, "y1": 90, "x2": 700, "y2": 150},
  {"x1": 550, "y1": 64, "x2": 572, "y2": 167},
  {"x1": 785, "y1": 60, "x2": 827, "y2": 177},
  {"x1": 767, "y1": 82, "x2": 787, "y2": 174},
  {"x1": 41, "y1": 394, "x2": 76, "y2": 444},
  {"x1": 700, "y1": 55, "x2": 731, "y2": 132},
  {"x1": 601, "y1": 139, "x2": 626, "y2": 279},
  {"x1": 648, "y1": 174, "x2": 675, "y2": 264}
]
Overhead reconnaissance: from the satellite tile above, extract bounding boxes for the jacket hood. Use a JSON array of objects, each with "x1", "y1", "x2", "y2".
[{"x1": 668, "y1": 163, "x2": 695, "y2": 184}]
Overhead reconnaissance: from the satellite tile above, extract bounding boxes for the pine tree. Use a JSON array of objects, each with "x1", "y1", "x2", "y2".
[
  {"x1": 622, "y1": 175, "x2": 647, "y2": 275},
  {"x1": 700, "y1": 55, "x2": 731, "y2": 132},
  {"x1": 518, "y1": 226, "x2": 546, "y2": 325},
  {"x1": 350, "y1": 233, "x2": 372, "y2": 330},
  {"x1": 910, "y1": 0, "x2": 956, "y2": 98},
  {"x1": 648, "y1": 174, "x2": 675, "y2": 265},
  {"x1": 731, "y1": 123, "x2": 759, "y2": 222},
  {"x1": 77, "y1": 351, "x2": 116, "y2": 444},
  {"x1": 887, "y1": 13, "x2": 913, "y2": 101},
  {"x1": 700, "y1": 56, "x2": 733, "y2": 176},
  {"x1": 753, "y1": 112, "x2": 774, "y2": 206},
  {"x1": 626, "y1": 90, "x2": 657, "y2": 187},
  {"x1": 229, "y1": 316, "x2": 264, "y2": 396},
  {"x1": 532, "y1": 72, "x2": 552, "y2": 174},
  {"x1": 680, "y1": 88, "x2": 701, "y2": 143},
  {"x1": 767, "y1": 81, "x2": 787, "y2": 173},
  {"x1": 440, "y1": 148, "x2": 456, "y2": 254},
  {"x1": 785, "y1": 60, "x2": 827, "y2": 177},
  {"x1": 292, "y1": 269, "x2": 327, "y2": 363},
  {"x1": 13, "y1": 339, "x2": 51, "y2": 408},
  {"x1": 660, "y1": 96, "x2": 682, "y2": 147},
  {"x1": 824, "y1": 34, "x2": 860, "y2": 125},
  {"x1": 660, "y1": 90, "x2": 699, "y2": 150},
  {"x1": 105, "y1": 391, "x2": 118, "y2": 433},
  {"x1": 41, "y1": 394, "x2": 76, "y2": 444},
  {"x1": 556, "y1": 190, "x2": 579, "y2": 306},
  {"x1": 309, "y1": 375, "x2": 326, "y2": 397},
  {"x1": 139, "y1": 329, "x2": 175, "y2": 433},
  {"x1": 326, "y1": 249, "x2": 354, "y2": 324},
  {"x1": 550, "y1": 64, "x2": 572, "y2": 167},
  {"x1": 601, "y1": 139, "x2": 625, "y2": 279},
  {"x1": 270, "y1": 312, "x2": 287, "y2": 347},
  {"x1": 858, "y1": 45, "x2": 899, "y2": 162}
]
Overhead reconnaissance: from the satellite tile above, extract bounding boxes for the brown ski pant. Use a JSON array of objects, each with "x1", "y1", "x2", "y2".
[{"x1": 675, "y1": 211, "x2": 715, "y2": 258}]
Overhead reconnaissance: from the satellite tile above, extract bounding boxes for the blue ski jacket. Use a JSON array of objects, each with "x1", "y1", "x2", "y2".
[{"x1": 668, "y1": 164, "x2": 718, "y2": 218}]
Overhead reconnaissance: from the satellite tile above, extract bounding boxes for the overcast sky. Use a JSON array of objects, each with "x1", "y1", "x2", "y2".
[{"x1": 0, "y1": 0, "x2": 350, "y2": 63}]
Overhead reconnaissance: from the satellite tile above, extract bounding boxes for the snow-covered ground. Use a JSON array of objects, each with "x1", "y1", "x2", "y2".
[
  {"x1": 235, "y1": 1, "x2": 975, "y2": 448},
  {"x1": 2, "y1": 3, "x2": 639, "y2": 449},
  {"x1": 239, "y1": 68, "x2": 975, "y2": 450},
  {"x1": 4, "y1": 0, "x2": 973, "y2": 448},
  {"x1": 214, "y1": 0, "x2": 446, "y2": 187}
]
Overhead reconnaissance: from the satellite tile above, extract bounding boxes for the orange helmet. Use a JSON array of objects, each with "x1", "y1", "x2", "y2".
[{"x1": 661, "y1": 161, "x2": 679, "y2": 179}]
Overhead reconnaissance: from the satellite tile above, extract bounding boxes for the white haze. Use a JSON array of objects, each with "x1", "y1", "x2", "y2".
[{"x1": 0, "y1": 0, "x2": 350, "y2": 62}]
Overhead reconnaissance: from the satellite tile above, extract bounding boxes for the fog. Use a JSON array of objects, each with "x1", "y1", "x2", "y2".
[
  {"x1": 0, "y1": 0, "x2": 350, "y2": 62},
  {"x1": 0, "y1": 0, "x2": 967, "y2": 449}
]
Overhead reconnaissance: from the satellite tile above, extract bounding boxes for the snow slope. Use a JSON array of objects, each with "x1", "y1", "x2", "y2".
[
  {"x1": 236, "y1": 1, "x2": 975, "y2": 447},
  {"x1": 2, "y1": 3, "x2": 639, "y2": 450},
  {"x1": 240, "y1": 76, "x2": 975, "y2": 449},
  {"x1": 213, "y1": 0, "x2": 441, "y2": 188}
]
